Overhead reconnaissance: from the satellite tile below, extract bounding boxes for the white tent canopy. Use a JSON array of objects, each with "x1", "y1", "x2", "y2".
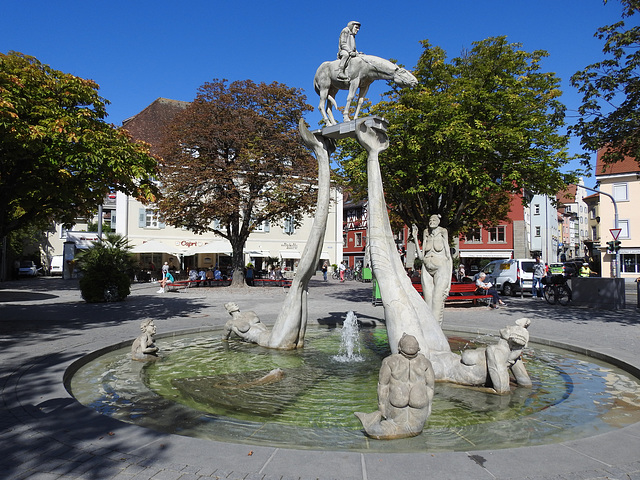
[{"x1": 130, "y1": 240, "x2": 180, "y2": 255}]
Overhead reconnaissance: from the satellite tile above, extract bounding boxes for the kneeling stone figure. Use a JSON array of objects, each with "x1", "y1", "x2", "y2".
[{"x1": 355, "y1": 333, "x2": 435, "y2": 440}]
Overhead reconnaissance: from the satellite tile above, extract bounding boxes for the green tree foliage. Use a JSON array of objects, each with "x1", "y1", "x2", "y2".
[
  {"x1": 77, "y1": 233, "x2": 135, "y2": 302},
  {"x1": 571, "y1": 0, "x2": 640, "y2": 167},
  {"x1": 0, "y1": 52, "x2": 158, "y2": 240},
  {"x1": 158, "y1": 79, "x2": 315, "y2": 286},
  {"x1": 338, "y1": 37, "x2": 576, "y2": 237}
]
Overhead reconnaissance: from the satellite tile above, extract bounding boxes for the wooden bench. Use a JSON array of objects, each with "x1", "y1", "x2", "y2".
[{"x1": 412, "y1": 282, "x2": 492, "y2": 306}]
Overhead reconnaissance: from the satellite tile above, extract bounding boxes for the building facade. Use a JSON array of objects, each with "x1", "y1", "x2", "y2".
[{"x1": 595, "y1": 151, "x2": 640, "y2": 278}]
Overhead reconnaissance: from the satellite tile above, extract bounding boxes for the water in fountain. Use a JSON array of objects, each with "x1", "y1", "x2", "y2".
[{"x1": 332, "y1": 311, "x2": 363, "y2": 362}]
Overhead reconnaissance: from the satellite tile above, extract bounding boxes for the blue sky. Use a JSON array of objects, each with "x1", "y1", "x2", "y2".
[{"x1": 1, "y1": 0, "x2": 630, "y2": 186}]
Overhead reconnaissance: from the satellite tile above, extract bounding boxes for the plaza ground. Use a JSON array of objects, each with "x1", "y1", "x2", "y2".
[{"x1": 1, "y1": 276, "x2": 639, "y2": 480}]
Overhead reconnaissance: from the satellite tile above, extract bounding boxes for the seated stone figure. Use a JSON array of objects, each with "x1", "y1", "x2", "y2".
[
  {"x1": 223, "y1": 302, "x2": 271, "y2": 346},
  {"x1": 131, "y1": 319, "x2": 159, "y2": 361},
  {"x1": 460, "y1": 318, "x2": 532, "y2": 394},
  {"x1": 355, "y1": 333, "x2": 435, "y2": 440}
]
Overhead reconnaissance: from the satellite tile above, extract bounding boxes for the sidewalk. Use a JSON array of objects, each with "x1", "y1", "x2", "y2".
[{"x1": 1, "y1": 276, "x2": 639, "y2": 480}]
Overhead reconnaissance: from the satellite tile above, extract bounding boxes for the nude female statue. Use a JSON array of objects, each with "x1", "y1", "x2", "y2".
[{"x1": 413, "y1": 214, "x2": 453, "y2": 325}]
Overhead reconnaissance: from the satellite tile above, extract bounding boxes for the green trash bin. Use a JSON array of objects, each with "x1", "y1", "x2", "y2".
[
  {"x1": 362, "y1": 267, "x2": 372, "y2": 283},
  {"x1": 372, "y1": 277, "x2": 382, "y2": 306}
]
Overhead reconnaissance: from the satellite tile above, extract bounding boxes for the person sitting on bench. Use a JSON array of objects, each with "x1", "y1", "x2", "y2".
[{"x1": 475, "y1": 272, "x2": 506, "y2": 309}]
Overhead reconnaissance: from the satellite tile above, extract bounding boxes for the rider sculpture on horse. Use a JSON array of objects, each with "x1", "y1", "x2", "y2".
[
  {"x1": 314, "y1": 21, "x2": 418, "y2": 125},
  {"x1": 337, "y1": 21, "x2": 361, "y2": 81}
]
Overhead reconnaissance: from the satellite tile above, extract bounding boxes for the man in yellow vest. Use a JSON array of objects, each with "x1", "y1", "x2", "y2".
[{"x1": 579, "y1": 262, "x2": 596, "y2": 277}]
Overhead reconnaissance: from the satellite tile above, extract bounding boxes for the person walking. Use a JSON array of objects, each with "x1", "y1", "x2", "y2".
[
  {"x1": 532, "y1": 257, "x2": 545, "y2": 299},
  {"x1": 339, "y1": 261, "x2": 347, "y2": 282},
  {"x1": 322, "y1": 261, "x2": 329, "y2": 281}
]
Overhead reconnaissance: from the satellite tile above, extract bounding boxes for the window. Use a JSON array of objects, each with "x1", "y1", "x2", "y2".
[
  {"x1": 591, "y1": 226, "x2": 597, "y2": 240},
  {"x1": 488, "y1": 226, "x2": 506, "y2": 243},
  {"x1": 622, "y1": 254, "x2": 639, "y2": 274},
  {"x1": 535, "y1": 226, "x2": 541, "y2": 237},
  {"x1": 138, "y1": 208, "x2": 164, "y2": 229},
  {"x1": 282, "y1": 216, "x2": 295, "y2": 235},
  {"x1": 465, "y1": 228, "x2": 481, "y2": 243},
  {"x1": 534, "y1": 204, "x2": 540, "y2": 215},
  {"x1": 355, "y1": 232, "x2": 362, "y2": 247},
  {"x1": 253, "y1": 220, "x2": 270, "y2": 232},
  {"x1": 618, "y1": 219, "x2": 630, "y2": 239},
  {"x1": 613, "y1": 183, "x2": 629, "y2": 202}
]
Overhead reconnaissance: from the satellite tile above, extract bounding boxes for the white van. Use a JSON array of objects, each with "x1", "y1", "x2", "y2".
[
  {"x1": 481, "y1": 258, "x2": 536, "y2": 296},
  {"x1": 49, "y1": 255, "x2": 64, "y2": 276}
]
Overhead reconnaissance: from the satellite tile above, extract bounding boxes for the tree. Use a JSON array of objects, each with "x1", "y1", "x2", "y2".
[
  {"x1": 0, "y1": 52, "x2": 158, "y2": 242},
  {"x1": 77, "y1": 233, "x2": 135, "y2": 302},
  {"x1": 157, "y1": 79, "x2": 315, "y2": 286},
  {"x1": 338, "y1": 37, "x2": 576, "y2": 238},
  {"x1": 571, "y1": 0, "x2": 640, "y2": 167}
]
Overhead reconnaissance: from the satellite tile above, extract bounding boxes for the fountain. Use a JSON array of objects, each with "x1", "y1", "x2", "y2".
[
  {"x1": 62, "y1": 26, "x2": 640, "y2": 459},
  {"x1": 65, "y1": 325, "x2": 640, "y2": 452},
  {"x1": 332, "y1": 311, "x2": 363, "y2": 363}
]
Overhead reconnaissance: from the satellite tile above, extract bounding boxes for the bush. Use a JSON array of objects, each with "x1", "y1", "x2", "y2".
[{"x1": 77, "y1": 233, "x2": 135, "y2": 302}]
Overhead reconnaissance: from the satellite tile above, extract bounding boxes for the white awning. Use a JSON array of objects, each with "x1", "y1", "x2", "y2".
[
  {"x1": 460, "y1": 250, "x2": 512, "y2": 259},
  {"x1": 280, "y1": 250, "x2": 301, "y2": 259},
  {"x1": 65, "y1": 231, "x2": 100, "y2": 250},
  {"x1": 320, "y1": 251, "x2": 330, "y2": 259},
  {"x1": 130, "y1": 240, "x2": 180, "y2": 255},
  {"x1": 184, "y1": 241, "x2": 232, "y2": 255},
  {"x1": 245, "y1": 250, "x2": 271, "y2": 258}
]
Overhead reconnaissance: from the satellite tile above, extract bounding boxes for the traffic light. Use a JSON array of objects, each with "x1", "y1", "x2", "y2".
[
  {"x1": 607, "y1": 241, "x2": 615, "y2": 253},
  {"x1": 613, "y1": 240, "x2": 621, "y2": 252}
]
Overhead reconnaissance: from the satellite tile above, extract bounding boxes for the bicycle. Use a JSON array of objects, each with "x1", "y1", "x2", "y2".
[{"x1": 542, "y1": 274, "x2": 572, "y2": 306}]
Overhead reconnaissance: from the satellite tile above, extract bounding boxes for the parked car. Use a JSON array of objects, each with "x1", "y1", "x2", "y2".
[
  {"x1": 548, "y1": 262, "x2": 565, "y2": 275},
  {"x1": 49, "y1": 255, "x2": 64, "y2": 276},
  {"x1": 482, "y1": 258, "x2": 536, "y2": 296},
  {"x1": 18, "y1": 260, "x2": 40, "y2": 277}
]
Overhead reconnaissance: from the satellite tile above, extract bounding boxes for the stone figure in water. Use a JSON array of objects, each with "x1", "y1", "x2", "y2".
[
  {"x1": 413, "y1": 215, "x2": 452, "y2": 326},
  {"x1": 131, "y1": 319, "x2": 159, "y2": 361},
  {"x1": 223, "y1": 302, "x2": 271, "y2": 346},
  {"x1": 453, "y1": 318, "x2": 533, "y2": 394},
  {"x1": 355, "y1": 333, "x2": 435, "y2": 440}
]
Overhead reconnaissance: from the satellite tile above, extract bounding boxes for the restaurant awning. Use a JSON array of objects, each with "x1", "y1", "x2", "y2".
[
  {"x1": 130, "y1": 240, "x2": 181, "y2": 255},
  {"x1": 280, "y1": 250, "x2": 301, "y2": 259},
  {"x1": 245, "y1": 250, "x2": 271, "y2": 258},
  {"x1": 459, "y1": 250, "x2": 512, "y2": 259},
  {"x1": 184, "y1": 241, "x2": 233, "y2": 255}
]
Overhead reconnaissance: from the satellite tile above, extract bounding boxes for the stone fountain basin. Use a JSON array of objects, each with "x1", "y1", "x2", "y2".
[{"x1": 64, "y1": 326, "x2": 640, "y2": 453}]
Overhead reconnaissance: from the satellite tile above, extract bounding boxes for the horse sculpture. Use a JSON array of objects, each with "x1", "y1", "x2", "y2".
[{"x1": 314, "y1": 54, "x2": 418, "y2": 125}]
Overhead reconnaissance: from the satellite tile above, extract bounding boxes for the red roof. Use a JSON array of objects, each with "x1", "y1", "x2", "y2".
[
  {"x1": 122, "y1": 98, "x2": 190, "y2": 155},
  {"x1": 556, "y1": 184, "x2": 577, "y2": 204},
  {"x1": 596, "y1": 149, "x2": 639, "y2": 176}
]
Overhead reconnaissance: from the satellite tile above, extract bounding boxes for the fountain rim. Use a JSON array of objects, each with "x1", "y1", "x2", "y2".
[{"x1": 63, "y1": 323, "x2": 640, "y2": 406}]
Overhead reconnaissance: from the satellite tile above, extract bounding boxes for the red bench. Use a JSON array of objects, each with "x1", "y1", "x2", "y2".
[{"x1": 412, "y1": 282, "x2": 492, "y2": 306}]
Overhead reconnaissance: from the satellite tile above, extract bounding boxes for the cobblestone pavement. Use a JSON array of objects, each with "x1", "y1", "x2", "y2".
[{"x1": 1, "y1": 276, "x2": 639, "y2": 480}]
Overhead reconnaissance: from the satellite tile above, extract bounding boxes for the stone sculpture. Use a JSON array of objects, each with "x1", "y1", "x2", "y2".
[
  {"x1": 131, "y1": 319, "x2": 159, "y2": 361},
  {"x1": 354, "y1": 117, "x2": 450, "y2": 357},
  {"x1": 221, "y1": 120, "x2": 334, "y2": 350},
  {"x1": 413, "y1": 215, "x2": 453, "y2": 326},
  {"x1": 434, "y1": 318, "x2": 533, "y2": 394},
  {"x1": 223, "y1": 302, "x2": 271, "y2": 346},
  {"x1": 337, "y1": 21, "x2": 361, "y2": 81},
  {"x1": 355, "y1": 333, "x2": 435, "y2": 440},
  {"x1": 314, "y1": 55, "x2": 417, "y2": 125}
]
